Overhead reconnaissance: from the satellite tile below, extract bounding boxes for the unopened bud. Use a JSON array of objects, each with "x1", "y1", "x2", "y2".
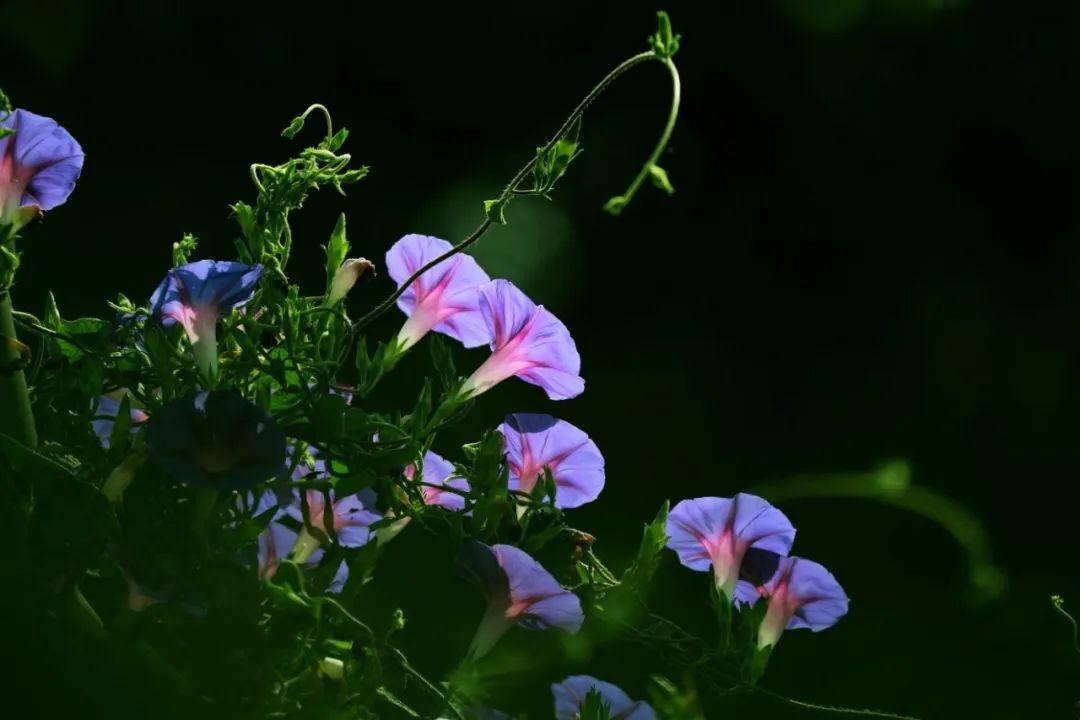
[{"x1": 327, "y1": 258, "x2": 375, "y2": 305}]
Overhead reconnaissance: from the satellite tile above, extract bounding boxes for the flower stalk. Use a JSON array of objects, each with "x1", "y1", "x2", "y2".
[{"x1": 0, "y1": 288, "x2": 37, "y2": 447}]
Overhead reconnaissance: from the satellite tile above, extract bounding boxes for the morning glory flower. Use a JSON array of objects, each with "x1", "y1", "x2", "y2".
[
  {"x1": 253, "y1": 490, "x2": 350, "y2": 593},
  {"x1": 285, "y1": 487, "x2": 382, "y2": 562},
  {"x1": 407, "y1": 449, "x2": 471, "y2": 511},
  {"x1": 552, "y1": 675, "x2": 658, "y2": 720},
  {"x1": 92, "y1": 394, "x2": 149, "y2": 448},
  {"x1": 386, "y1": 234, "x2": 491, "y2": 351},
  {"x1": 498, "y1": 413, "x2": 604, "y2": 509},
  {"x1": 461, "y1": 280, "x2": 584, "y2": 401},
  {"x1": 756, "y1": 555, "x2": 849, "y2": 649},
  {"x1": 0, "y1": 108, "x2": 84, "y2": 229},
  {"x1": 666, "y1": 494, "x2": 795, "y2": 600},
  {"x1": 146, "y1": 391, "x2": 286, "y2": 489},
  {"x1": 462, "y1": 541, "x2": 583, "y2": 659},
  {"x1": 149, "y1": 260, "x2": 263, "y2": 379},
  {"x1": 327, "y1": 257, "x2": 375, "y2": 306}
]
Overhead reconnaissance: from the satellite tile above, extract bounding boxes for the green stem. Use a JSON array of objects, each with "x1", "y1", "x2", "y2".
[
  {"x1": 0, "y1": 290, "x2": 37, "y2": 448},
  {"x1": 605, "y1": 57, "x2": 682, "y2": 214},
  {"x1": 350, "y1": 49, "x2": 668, "y2": 335}
]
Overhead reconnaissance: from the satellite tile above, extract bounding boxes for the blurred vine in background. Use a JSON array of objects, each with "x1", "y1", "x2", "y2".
[{"x1": 751, "y1": 459, "x2": 1005, "y2": 605}]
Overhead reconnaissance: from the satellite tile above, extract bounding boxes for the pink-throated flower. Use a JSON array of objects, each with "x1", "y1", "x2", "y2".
[
  {"x1": 460, "y1": 541, "x2": 583, "y2": 659},
  {"x1": 754, "y1": 555, "x2": 849, "y2": 649},
  {"x1": 92, "y1": 394, "x2": 149, "y2": 448},
  {"x1": 252, "y1": 490, "x2": 349, "y2": 593},
  {"x1": 552, "y1": 676, "x2": 657, "y2": 720},
  {"x1": 406, "y1": 449, "x2": 471, "y2": 511},
  {"x1": 498, "y1": 413, "x2": 604, "y2": 509},
  {"x1": 149, "y1": 260, "x2": 263, "y2": 379},
  {"x1": 461, "y1": 280, "x2": 584, "y2": 400},
  {"x1": 284, "y1": 484, "x2": 383, "y2": 564},
  {"x1": 146, "y1": 391, "x2": 286, "y2": 489},
  {"x1": 666, "y1": 494, "x2": 795, "y2": 600},
  {"x1": 386, "y1": 234, "x2": 491, "y2": 351},
  {"x1": 0, "y1": 109, "x2": 84, "y2": 229}
]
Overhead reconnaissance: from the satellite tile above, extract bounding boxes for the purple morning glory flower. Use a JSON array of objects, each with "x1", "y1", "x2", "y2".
[
  {"x1": 386, "y1": 234, "x2": 492, "y2": 351},
  {"x1": 146, "y1": 391, "x2": 286, "y2": 489},
  {"x1": 92, "y1": 394, "x2": 149, "y2": 448},
  {"x1": 253, "y1": 490, "x2": 350, "y2": 593},
  {"x1": 498, "y1": 413, "x2": 604, "y2": 509},
  {"x1": 461, "y1": 280, "x2": 584, "y2": 401},
  {"x1": 552, "y1": 675, "x2": 658, "y2": 720},
  {"x1": 756, "y1": 555, "x2": 849, "y2": 648},
  {"x1": 462, "y1": 541, "x2": 583, "y2": 658},
  {"x1": 0, "y1": 108, "x2": 84, "y2": 228},
  {"x1": 666, "y1": 494, "x2": 795, "y2": 600},
  {"x1": 406, "y1": 449, "x2": 471, "y2": 511},
  {"x1": 149, "y1": 260, "x2": 263, "y2": 379},
  {"x1": 283, "y1": 486, "x2": 382, "y2": 564}
]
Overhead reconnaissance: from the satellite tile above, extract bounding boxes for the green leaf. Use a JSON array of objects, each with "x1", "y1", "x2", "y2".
[
  {"x1": 326, "y1": 127, "x2": 350, "y2": 152},
  {"x1": 648, "y1": 164, "x2": 675, "y2": 194},
  {"x1": 579, "y1": 689, "x2": 613, "y2": 720},
  {"x1": 325, "y1": 213, "x2": 349, "y2": 293},
  {"x1": 107, "y1": 394, "x2": 133, "y2": 452},
  {"x1": 44, "y1": 292, "x2": 62, "y2": 330},
  {"x1": 648, "y1": 10, "x2": 681, "y2": 59},
  {"x1": 468, "y1": 430, "x2": 507, "y2": 491},
  {"x1": 620, "y1": 500, "x2": 670, "y2": 593},
  {"x1": 427, "y1": 335, "x2": 456, "y2": 389},
  {"x1": 483, "y1": 197, "x2": 510, "y2": 224},
  {"x1": 172, "y1": 233, "x2": 198, "y2": 266}
]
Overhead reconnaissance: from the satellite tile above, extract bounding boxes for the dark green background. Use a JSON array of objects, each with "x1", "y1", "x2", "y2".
[{"x1": 3, "y1": 0, "x2": 1078, "y2": 717}]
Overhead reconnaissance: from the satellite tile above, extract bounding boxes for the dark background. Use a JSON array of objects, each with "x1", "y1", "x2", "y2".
[{"x1": 4, "y1": 0, "x2": 1079, "y2": 717}]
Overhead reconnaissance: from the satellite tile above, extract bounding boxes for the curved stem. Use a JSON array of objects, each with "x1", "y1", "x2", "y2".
[
  {"x1": 754, "y1": 686, "x2": 922, "y2": 720},
  {"x1": 605, "y1": 56, "x2": 682, "y2": 214},
  {"x1": 350, "y1": 50, "x2": 666, "y2": 335}
]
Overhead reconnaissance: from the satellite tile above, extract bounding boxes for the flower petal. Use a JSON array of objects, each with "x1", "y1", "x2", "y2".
[
  {"x1": 552, "y1": 675, "x2": 657, "y2": 720},
  {"x1": 1, "y1": 109, "x2": 84, "y2": 211},
  {"x1": 492, "y1": 543, "x2": 583, "y2": 632},
  {"x1": 499, "y1": 413, "x2": 604, "y2": 509},
  {"x1": 386, "y1": 234, "x2": 491, "y2": 347},
  {"x1": 730, "y1": 492, "x2": 796, "y2": 557},
  {"x1": 666, "y1": 496, "x2": 733, "y2": 571}
]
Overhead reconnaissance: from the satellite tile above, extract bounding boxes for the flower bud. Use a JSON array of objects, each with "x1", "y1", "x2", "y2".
[{"x1": 327, "y1": 257, "x2": 375, "y2": 305}]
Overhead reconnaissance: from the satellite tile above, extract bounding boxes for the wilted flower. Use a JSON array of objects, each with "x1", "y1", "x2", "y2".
[
  {"x1": 461, "y1": 280, "x2": 584, "y2": 400},
  {"x1": 499, "y1": 413, "x2": 604, "y2": 509},
  {"x1": 756, "y1": 555, "x2": 849, "y2": 649},
  {"x1": 327, "y1": 257, "x2": 375, "y2": 306},
  {"x1": 149, "y1": 260, "x2": 263, "y2": 379},
  {"x1": 666, "y1": 493, "x2": 795, "y2": 600},
  {"x1": 461, "y1": 541, "x2": 583, "y2": 659},
  {"x1": 92, "y1": 394, "x2": 149, "y2": 448},
  {"x1": 407, "y1": 449, "x2": 470, "y2": 511},
  {"x1": 552, "y1": 675, "x2": 657, "y2": 720},
  {"x1": 146, "y1": 391, "x2": 286, "y2": 488},
  {"x1": 0, "y1": 108, "x2": 84, "y2": 229},
  {"x1": 386, "y1": 234, "x2": 491, "y2": 351}
]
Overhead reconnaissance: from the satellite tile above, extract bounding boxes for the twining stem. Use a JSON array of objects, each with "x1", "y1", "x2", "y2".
[
  {"x1": 606, "y1": 56, "x2": 682, "y2": 212},
  {"x1": 350, "y1": 48, "x2": 678, "y2": 335},
  {"x1": 0, "y1": 289, "x2": 38, "y2": 448}
]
